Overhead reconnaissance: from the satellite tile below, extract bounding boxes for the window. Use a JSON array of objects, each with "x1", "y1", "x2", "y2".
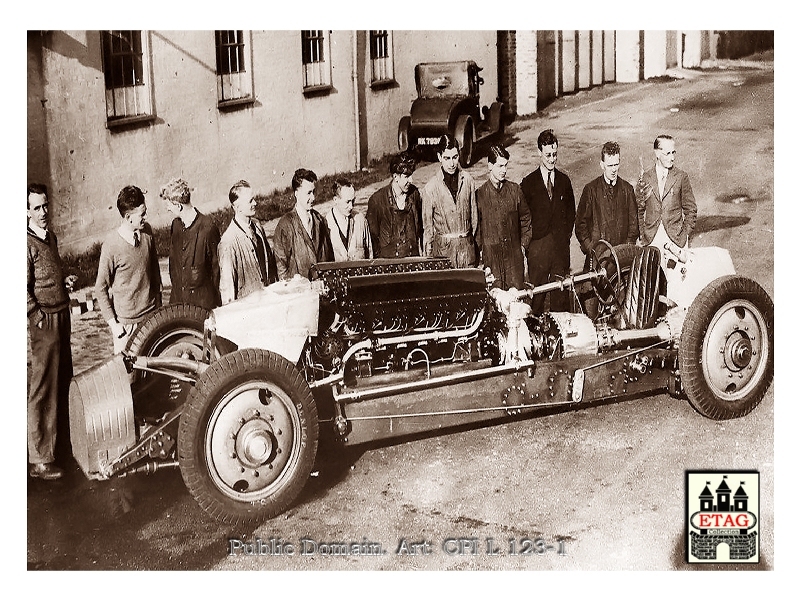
[
  {"x1": 369, "y1": 30, "x2": 395, "y2": 85},
  {"x1": 301, "y1": 30, "x2": 332, "y2": 91},
  {"x1": 101, "y1": 30, "x2": 153, "y2": 124},
  {"x1": 215, "y1": 30, "x2": 253, "y2": 106}
]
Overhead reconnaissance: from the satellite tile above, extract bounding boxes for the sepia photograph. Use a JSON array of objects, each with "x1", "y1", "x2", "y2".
[{"x1": 21, "y1": 8, "x2": 785, "y2": 589}]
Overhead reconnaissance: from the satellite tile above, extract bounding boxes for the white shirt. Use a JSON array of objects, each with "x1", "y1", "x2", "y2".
[
  {"x1": 117, "y1": 224, "x2": 140, "y2": 247},
  {"x1": 28, "y1": 221, "x2": 48, "y2": 241},
  {"x1": 295, "y1": 206, "x2": 313, "y2": 237},
  {"x1": 656, "y1": 163, "x2": 670, "y2": 198}
]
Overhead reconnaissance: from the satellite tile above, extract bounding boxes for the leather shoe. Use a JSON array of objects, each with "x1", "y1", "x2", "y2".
[{"x1": 29, "y1": 463, "x2": 64, "y2": 480}]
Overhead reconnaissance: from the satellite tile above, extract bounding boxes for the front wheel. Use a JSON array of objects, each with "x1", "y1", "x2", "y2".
[
  {"x1": 178, "y1": 349, "x2": 318, "y2": 524},
  {"x1": 454, "y1": 115, "x2": 474, "y2": 168},
  {"x1": 679, "y1": 276, "x2": 773, "y2": 420}
]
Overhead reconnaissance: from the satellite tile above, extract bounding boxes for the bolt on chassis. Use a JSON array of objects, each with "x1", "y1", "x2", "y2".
[{"x1": 69, "y1": 241, "x2": 773, "y2": 525}]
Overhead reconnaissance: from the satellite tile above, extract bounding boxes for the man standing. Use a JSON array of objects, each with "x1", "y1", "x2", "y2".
[
  {"x1": 273, "y1": 169, "x2": 333, "y2": 280},
  {"x1": 325, "y1": 178, "x2": 373, "y2": 262},
  {"x1": 422, "y1": 134, "x2": 478, "y2": 268},
  {"x1": 95, "y1": 185, "x2": 162, "y2": 353},
  {"x1": 521, "y1": 129, "x2": 576, "y2": 313},
  {"x1": 575, "y1": 141, "x2": 639, "y2": 264},
  {"x1": 636, "y1": 134, "x2": 697, "y2": 251},
  {"x1": 219, "y1": 180, "x2": 276, "y2": 304},
  {"x1": 366, "y1": 152, "x2": 422, "y2": 259},
  {"x1": 160, "y1": 178, "x2": 221, "y2": 309},
  {"x1": 475, "y1": 145, "x2": 532, "y2": 290},
  {"x1": 27, "y1": 184, "x2": 76, "y2": 479}
]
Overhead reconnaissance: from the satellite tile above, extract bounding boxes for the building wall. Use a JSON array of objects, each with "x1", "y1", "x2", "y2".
[
  {"x1": 27, "y1": 32, "x2": 50, "y2": 196},
  {"x1": 515, "y1": 31, "x2": 538, "y2": 115},
  {"x1": 577, "y1": 30, "x2": 591, "y2": 89},
  {"x1": 561, "y1": 31, "x2": 577, "y2": 93},
  {"x1": 644, "y1": 30, "x2": 668, "y2": 78},
  {"x1": 616, "y1": 30, "x2": 641, "y2": 83},
  {"x1": 361, "y1": 31, "x2": 498, "y2": 164},
  {"x1": 603, "y1": 30, "x2": 616, "y2": 82}
]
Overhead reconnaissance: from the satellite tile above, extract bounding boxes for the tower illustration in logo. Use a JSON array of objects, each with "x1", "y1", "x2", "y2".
[{"x1": 686, "y1": 471, "x2": 759, "y2": 563}]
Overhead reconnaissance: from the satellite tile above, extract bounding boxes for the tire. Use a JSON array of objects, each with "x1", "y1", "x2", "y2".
[
  {"x1": 679, "y1": 275, "x2": 773, "y2": 420},
  {"x1": 398, "y1": 116, "x2": 413, "y2": 152},
  {"x1": 178, "y1": 348, "x2": 318, "y2": 524},
  {"x1": 125, "y1": 303, "x2": 211, "y2": 362},
  {"x1": 454, "y1": 115, "x2": 474, "y2": 168}
]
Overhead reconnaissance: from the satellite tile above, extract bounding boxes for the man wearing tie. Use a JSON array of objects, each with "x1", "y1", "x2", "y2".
[
  {"x1": 636, "y1": 134, "x2": 697, "y2": 252},
  {"x1": 219, "y1": 180, "x2": 277, "y2": 304},
  {"x1": 273, "y1": 168, "x2": 334, "y2": 280},
  {"x1": 95, "y1": 185, "x2": 163, "y2": 353},
  {"x1": 520, "y1": 129, "x2": 576, "y2": 313},
  {"x1": 325, "y1": 178, "x2": 372, "y2": 262}
]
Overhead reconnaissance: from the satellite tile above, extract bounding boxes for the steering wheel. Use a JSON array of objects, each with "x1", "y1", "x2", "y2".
[{"x1": 589, "y1": 240, "x2": 622, "y2": 307}]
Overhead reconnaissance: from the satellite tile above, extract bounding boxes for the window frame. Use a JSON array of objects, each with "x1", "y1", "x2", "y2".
[
  {"x1": 301, "y1": 30, "x2": 333, "y2": 94},
  {"x1": 100, "y1": 30, "x2": 155, "y2": 128},
  {"x1": 369, "y1": 30, "x2": 396, "y2": 88},
  {"x1": 215, "y1": 30, "x2": 255, "y2": 109}
]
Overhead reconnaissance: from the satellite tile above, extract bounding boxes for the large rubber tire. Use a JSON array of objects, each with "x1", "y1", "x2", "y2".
[
  {"x1": 454, "y1": 115, "x2": 474, "y2": 168},
  {"x1": 679, "y1": 275, "x2": 773, "y2": 420},
  {"x1": 125, "y1": 303, "x2": 210, "y2": 362},
  {"x1": 178, "y1": 348, "x2": 318, "y2": 524},
  {"x1": 398, "y1": 116, "x2": 413, "y2": 152}
]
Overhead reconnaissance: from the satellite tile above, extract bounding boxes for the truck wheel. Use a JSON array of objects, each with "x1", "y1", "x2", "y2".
[
  {"x1": 679, "y1": 276, "x2": 773, "y2": 420},
  {"x1": 398, "y1": 116, "x2": 414, "y2": 152},
  {"x1": 455, "y1": 115, "x2": 474, "y2": 167},
  {"x1": 178, "y1": 349, "x2": 318, "y2": 524},
  {"x1": 125, "y1": 303, "x2": 210, "y2": 362}
]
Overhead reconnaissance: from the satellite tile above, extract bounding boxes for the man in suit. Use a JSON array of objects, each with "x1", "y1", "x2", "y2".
[
  {"x1": 636, "y1": 134, "x2": 697, "y2": 253},
  {"x1": 273, "y1": 168, "x2": 333, "y2": 280},
  {"x1": 27, "y1": 184, "x2": 77, "y2": 479},
  {"x1": 325, "y1": 178, "x2": 372, "y2": 262},
  {"x1": 219, "y1": 180, "x2": 277, "y2": 304},
  {"x1": 520, "y1": 129, "x2": 576, "y2": 313}
]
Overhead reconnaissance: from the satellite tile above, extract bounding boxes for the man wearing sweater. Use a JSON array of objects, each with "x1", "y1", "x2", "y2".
[
  {"x1": 95, "y1": 185, "x2": 163, "y2": 353},
  {"x1": 27, "y1": 184, "x2": 77, "y2": 480}
]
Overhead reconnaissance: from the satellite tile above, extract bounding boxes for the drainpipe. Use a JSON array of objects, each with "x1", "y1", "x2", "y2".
[{"x1": 352, "y1": 31, "x2": 362, "y2": 171}]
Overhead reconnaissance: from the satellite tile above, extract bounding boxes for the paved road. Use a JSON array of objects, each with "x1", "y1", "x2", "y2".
[{"x1": 27, "y1": 61, "x2": 775, "y2": 574}]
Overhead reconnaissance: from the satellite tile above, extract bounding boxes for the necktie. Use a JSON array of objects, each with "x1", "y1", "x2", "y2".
[
  {"x1": 658, "y1": 171, "x2": 666, "y2": 198},
  {"x1": 546, "y1": 171, "x2": 553, "y2": 200},
  {"x1": 133, "y1": 231, "x2": 140, "y2": 247},
  {"x1": 251, "y1": 222, "x2": 268, "y2": 284}
]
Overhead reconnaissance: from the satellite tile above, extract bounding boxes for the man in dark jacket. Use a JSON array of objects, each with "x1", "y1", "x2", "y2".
[
  {"x1": 160, "y1": 178, "x2": 221, "y2": 309},
  {"x1": 575, "y1": 142, "x2": 639, "y2": 317},
  {"x1": 520, "y1": 129, "x2": 576, "y2": 313},
  {"x1": 273, "y1": 169, "x2": 333, "y2": 280},
  {"x1": 27, "y1": 184, "x2": 77, "y2": 480},
  {"x1": 366, "y1": 152, "x2": 423, "y2": 258}
]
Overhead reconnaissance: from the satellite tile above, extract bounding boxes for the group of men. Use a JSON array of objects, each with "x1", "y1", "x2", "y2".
[{"x1": 26, "y1": 129, "x2": 695, "y2": 480}]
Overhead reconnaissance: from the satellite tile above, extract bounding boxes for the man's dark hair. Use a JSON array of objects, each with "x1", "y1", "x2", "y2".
[
  {"x1": 601, "y1": 141, "x2": 621, "y2": 161},
  {"x1": 332, "y1": 178, "x2": 354, "y2": 198},
  {"x1": 487, "y1": 144, "x2": 510, "y2": 165},
  {"x1": 117, "y1": 185, "x2": 146, "y2": 217},
  {"x1": 654, "y1": 134, "x2": 674, "y2": 149},
  {"x1": 228, "y1": 180, "x2": 251, "y2": 204},
  {"x1": 537, "y1": 129, "x2": 558, "y2": 150},
  {"x1": 390, "y1": 152, "x2": 416, "y2": 176},
  {"x1": 27, "y1": 183, "x2": 48, "y2": 208},
  {"x1": 436, "y1": 133, "x2": 460, "y2": 155},
  {"x1": 292, "y1": 168, "x2": 318, "y2": 192}
]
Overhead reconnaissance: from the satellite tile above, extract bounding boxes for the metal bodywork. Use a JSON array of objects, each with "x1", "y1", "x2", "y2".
[
  {"x1": 398, "y1": 61, "x2": 504, "y2": 164},
  {"x1": 68, "y1": 241, "x2": 772, "y2": 523}
]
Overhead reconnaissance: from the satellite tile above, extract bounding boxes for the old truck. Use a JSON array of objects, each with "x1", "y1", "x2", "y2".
[
  {"x1": 69, "y1": 241, "x2": 773, "y2": 525},
  {"x1": 397, "y1": 60, "x2": 505, "y2": 167}
]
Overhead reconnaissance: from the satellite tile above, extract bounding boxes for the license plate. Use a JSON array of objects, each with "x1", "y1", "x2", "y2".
[{"x1": 418, "y1": 137, "x2": 441, "y2": 145}]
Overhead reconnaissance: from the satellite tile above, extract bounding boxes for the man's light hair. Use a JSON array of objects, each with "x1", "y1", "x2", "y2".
[{"x1": 160, "y1": 178, "x2": 191, "y2": 205}]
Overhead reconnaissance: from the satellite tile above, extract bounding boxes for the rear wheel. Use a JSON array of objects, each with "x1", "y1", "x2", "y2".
[
  {"x1": 125, "y1": 303, "x2": 210, "y2": 362},
  {"x1": 178, "y1": 349, "x2": 318, "y2": 524},
  {"x1": 679, "y1": 276, "x2": 773, "y2": 420},
  {"x1": 455, "y1": 115, "x2": 474, "y2": 168}
]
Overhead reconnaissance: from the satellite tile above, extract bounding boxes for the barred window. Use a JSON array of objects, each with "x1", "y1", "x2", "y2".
[
  {"x1": 215, "y1": 30, "x2": 253, "y2": 104},
  {"x1": 101, "y1": 30, "x2": 153, "y2": 122},
  {"x1": 369, "y1": 30, "x2": 395, "y2": 84},
  {"x1": 301, "y1": 30, "x2": 332, "y2": 90}
]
